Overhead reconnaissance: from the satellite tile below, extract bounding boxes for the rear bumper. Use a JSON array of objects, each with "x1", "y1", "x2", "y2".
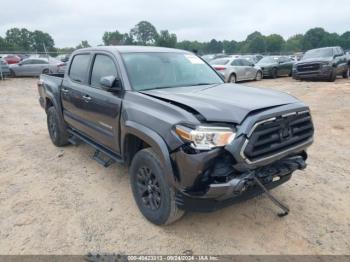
[{"x1": 175, "y1": 155, "x2": 306, "y2": 212}]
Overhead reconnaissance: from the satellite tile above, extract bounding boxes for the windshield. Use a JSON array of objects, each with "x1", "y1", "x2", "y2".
[
  {"x1": 257, "y1": 57, "x2": 278, "y2": 64},
  {"x1": 122, "y1": 52, "x2": 223, "y2": 91},
  {"x1": 209, "y1": 59, "x2": 229, "y2": 65},
  {"x1": 302, "y1": 48, "x2": 333, "y2": 59}
]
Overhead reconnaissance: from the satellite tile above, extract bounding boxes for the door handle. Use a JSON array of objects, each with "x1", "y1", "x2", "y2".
[
  {"x1": 61, "y1": 88, "x2": 69, "y2": 94},
  {"x1": 82, "y1": 95, "x2": 92, "y2": 102}
]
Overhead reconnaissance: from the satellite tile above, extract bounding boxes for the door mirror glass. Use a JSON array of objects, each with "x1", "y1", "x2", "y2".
[{"x1": 100, "y1": 76, "x2": 122, "y2": 92}]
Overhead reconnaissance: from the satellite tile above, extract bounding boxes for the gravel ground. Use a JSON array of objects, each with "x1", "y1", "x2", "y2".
[{"x1": 0, "y1": 77, "x2": 349, "y2": 255}]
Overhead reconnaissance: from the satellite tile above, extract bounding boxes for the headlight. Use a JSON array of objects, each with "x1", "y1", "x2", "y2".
[
  {"x1": 175, "y1": 125, "x2": 236, "y2": 150},
  {"x1": 321, "y1": 62, "x2": 332, "y2": 68}
]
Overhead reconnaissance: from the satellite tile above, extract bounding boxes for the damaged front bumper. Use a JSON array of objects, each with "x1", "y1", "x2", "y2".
[{"x1": 171, "y1": 149, "x2": 308, "y2": 212}]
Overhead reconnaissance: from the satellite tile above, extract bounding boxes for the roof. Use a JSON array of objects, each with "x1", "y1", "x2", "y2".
[{"x1": 76, "y1": 45, "x2": 191, "y2": 54}]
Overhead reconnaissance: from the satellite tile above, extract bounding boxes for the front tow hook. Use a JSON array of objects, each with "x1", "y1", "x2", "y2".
[{"x1": 252, "y1": 172, "x2": 290, "y2": 217}]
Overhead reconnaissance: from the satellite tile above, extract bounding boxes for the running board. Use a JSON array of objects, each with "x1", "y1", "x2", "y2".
[{"x1": 67, "y1": 129, "x2": 124, "y2": 167}]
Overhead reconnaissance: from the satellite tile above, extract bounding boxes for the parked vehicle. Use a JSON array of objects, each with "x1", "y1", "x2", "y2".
[
  {"x1": 210, "y1": 57, "x2": 262, "y2": 83},
  {"x1": 257, "y1": 56, "x2": 294, "y2": 78},
  {"x1": 201, "y1": 53, "x2": 229, "y2": 62},
  {"x1": 3, "y1": 55, "x2": 21, "y2": 64},
  {"x1": 0, "y1": 59, "x2": 11, "y2": 78},
  {"x1": 56, "y1": 54, "x2": 70, "y2": 63},
  {"x1": 9, "y1": 58, "x2": 66, "y2": 77},
  {"x1": 241, "y1": 54, "x2": 263, "y2": 64},
  {"x1": 38, "y1": 46, "x2": 314, "y2": 225},
  {"x1": 293, "y1": 46, "x2": 349, "y2": 81}
]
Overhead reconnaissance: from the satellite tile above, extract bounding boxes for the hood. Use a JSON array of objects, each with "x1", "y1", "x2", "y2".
[
  {"x1": 297, "y1": 57, "x2": 332, "y2": 64},
  {"x1": 141, "y1": 83, "x2": 299, "y2": 124}
]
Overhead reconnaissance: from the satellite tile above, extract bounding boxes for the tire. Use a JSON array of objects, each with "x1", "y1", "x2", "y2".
[
  {"x1": 10, "y1": 69, "x2": 16, "y2": 78},
  {"x1": 229, "y1": 74, "x2": 236, "y2": 83},
  {"x1": 42, "y1": 68, "x2": 50, "y2": 74},
  {"x1": 342, "y1": 66, "x2": 349, "y2": 79},
  {"x1": 47, "y1": 107, "x2": 69, "y2": 146},
  {"x1": 271, "y1": 68, "x2": 277, "y2": 79},
  {"x1": 130, "y1": 148, "x2": 185, "y2": 225},
  {"x1": 328, "y1": 69, "x2": 337, "y2": 82},
  {"x1": 255, "y1": 71, "x2": 262, "y2": 81}
]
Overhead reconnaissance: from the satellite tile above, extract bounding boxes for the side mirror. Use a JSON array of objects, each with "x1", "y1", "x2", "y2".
[{"x1": 100, "y1": 75, "x2": 122, "y2": 92}]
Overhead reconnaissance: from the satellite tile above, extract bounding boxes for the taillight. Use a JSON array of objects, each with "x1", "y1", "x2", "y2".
[
  {"x1": 57, "y1": 63, "x2": 65, "y2": 68},
  {"x1": 214, "y1": 66, "x2": 226, "y2": 71}
]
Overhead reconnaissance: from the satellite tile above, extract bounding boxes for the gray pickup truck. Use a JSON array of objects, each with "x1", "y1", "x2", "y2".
[
  {"x1": 38, "y1": 46, "x2": 314, "y2": 225},
  {"x1": 293, "y1": 46, "x2": 349, "y2": 81}
]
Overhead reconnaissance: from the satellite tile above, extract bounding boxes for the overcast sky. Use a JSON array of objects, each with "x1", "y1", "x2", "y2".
[{"x1": 0, "y1": 0, "x2": 348, "y2": 47}]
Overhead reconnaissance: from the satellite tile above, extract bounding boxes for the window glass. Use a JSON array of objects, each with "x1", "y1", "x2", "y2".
[
  {"x1": 69, "y1": 54, "x2": 90, "y2": 83},
  {"x1": 241, "y1": 59, "x2": 251, "y2": 66},
  {"x1": 122, "y1": 52, "x2": 222, "y2": 91},
  {"x1": 230, "y1": 60, "x2": 241, "y2": 66},
  {"x1": 21, "y1": 59, "x2": 33, "y2": 65},
  {"x1": 33, "y1": 59, "x2": 48, "y2": 64},
  {"x1": 90, "y1": 55, "x2": 118, "y2": 88}
]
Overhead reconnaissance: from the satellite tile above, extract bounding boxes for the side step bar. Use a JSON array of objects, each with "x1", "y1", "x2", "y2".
[{"x1": 67, "y1": 129, "x2": 124, "y2": 167}]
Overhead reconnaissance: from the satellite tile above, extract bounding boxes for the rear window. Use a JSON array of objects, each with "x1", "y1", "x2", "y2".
[
  {"x1": 210, "y1": 59, "x2": 229, "y2": 65},
  {"x1": 69, "y1": 54, "x2": 90, "y2": 83}
]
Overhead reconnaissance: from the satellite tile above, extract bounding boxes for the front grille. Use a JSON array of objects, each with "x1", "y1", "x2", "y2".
[
  {"x1": 297, "y1": 63, "x2": 320, "y2": 72},
  {"x1": 243, "y1": 111, "x2": 314, "y2": 163}
]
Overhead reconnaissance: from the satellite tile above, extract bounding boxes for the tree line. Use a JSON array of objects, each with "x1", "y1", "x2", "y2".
[{"x1": 1, "y1": 21, "x2": 349, "y2": 55}]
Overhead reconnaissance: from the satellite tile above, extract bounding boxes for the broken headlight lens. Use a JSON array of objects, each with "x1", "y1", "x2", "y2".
[{"x1": 175, "y1": 125, "x2": 236, "y2": 150}]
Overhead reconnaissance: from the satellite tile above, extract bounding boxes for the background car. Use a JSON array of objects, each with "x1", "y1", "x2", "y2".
[
  {"x1": 0, "y1": 59, "x2": 11, "y2": 79},
  {"x1": 256, "y1": 56, "x2": 294, "y2": 78},
  {"x1": 201, "y1": 53, "x2": 229, "y2": 62},
  {"x1": 210, "y1": 57, "x2": 262, "y2": 83},
  {"x1": 3, "y1": 55, "x2": 21, "y2": 64},
  {"x1": 241, "y1": 54, "x2": 263, "y2": 64},
  {"x1": 9, "y1": 58, "x2": 66, "y2": 77}
]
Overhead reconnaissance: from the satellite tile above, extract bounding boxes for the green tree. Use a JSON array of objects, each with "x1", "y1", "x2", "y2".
[
  {"x1": 265, "y1": 34, "x2": 285, "y2": 53},
  {"x1": 156, "y1": 30, "x2": 177, "y2": 48},
  {"x1": 76, "y1": 40, "x2": 91, "y2": 49},
  {"x1": 223, "y1": 40, "x2": 238, "y2": 54},
  {"x1": 244, "y1": 31, "x2": 266, "y2": 53},
  {"x1": 130, "y1": 21, "x2": 158, "y2": 45},
  {"x1": 340, "y1": 31, "x2": 350, "y2": 49},
  {"x1": 31, "y1": 30, "x2": 55, "y2": 52},
  {"x1": 206, "y1": 39, "x2": 223, "y2": 53},
  {"x1": 284, "y1": 34, "x2": 304, "y2": 52},
  {"x1": 103, "y1": 30, "x2": 125, "y2": 45},
  {"x1": 302, "y1": 27, "x2": 329, "y2": 50}
]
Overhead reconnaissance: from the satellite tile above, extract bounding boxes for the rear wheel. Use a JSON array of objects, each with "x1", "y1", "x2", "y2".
[
  {"x1": 130, "y1": 148, "x2": 185, "y2": 225},
  {"x1": 229, "y1": 74, "x2": 236, "y2": 83},
  {"x1": 255, "y1": 71, "x2": 262, "y2": 81},
  {"x1": 271, "y1": 68, "x2": 277, "y2": 79},
  {"x1": 42, "y1": 68, "x2": 50, "y2": 74},
  {"x1": 10, "y1": 69, "x2": 16, "y2": 77},
  {"x1": 47, "y1": 107, "x2": 69, "y2": 146}
]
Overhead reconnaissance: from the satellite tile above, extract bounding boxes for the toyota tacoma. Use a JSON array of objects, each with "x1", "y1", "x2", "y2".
[{"x1": 38, "y1": 46, "x2": 314, "y2": 225}]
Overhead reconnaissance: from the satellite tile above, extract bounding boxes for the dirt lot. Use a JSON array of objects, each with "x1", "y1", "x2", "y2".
[{"x1": 0, "y1": 77, "x2": 349, "y2": 255}]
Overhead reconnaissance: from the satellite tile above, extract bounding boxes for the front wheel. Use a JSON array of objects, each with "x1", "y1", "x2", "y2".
[
  {"x1": 255, "y1": 71, "x2": 262, "y2": 81},
  {"x1": 10, "y1": 69, "x2": 16, "y2": 77},
  {"x1": 342, "y1": 66, "x2": 349, "y2": 79},
  {"x1": 328, "y1": 69, "x2": 337, "y2": 82},
  {"x1": 130, "y1": 148, "x2": 185, "y2": 225},
  {"x1": 271, "y1": 68, "x2": 277, "y2": 79}
]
